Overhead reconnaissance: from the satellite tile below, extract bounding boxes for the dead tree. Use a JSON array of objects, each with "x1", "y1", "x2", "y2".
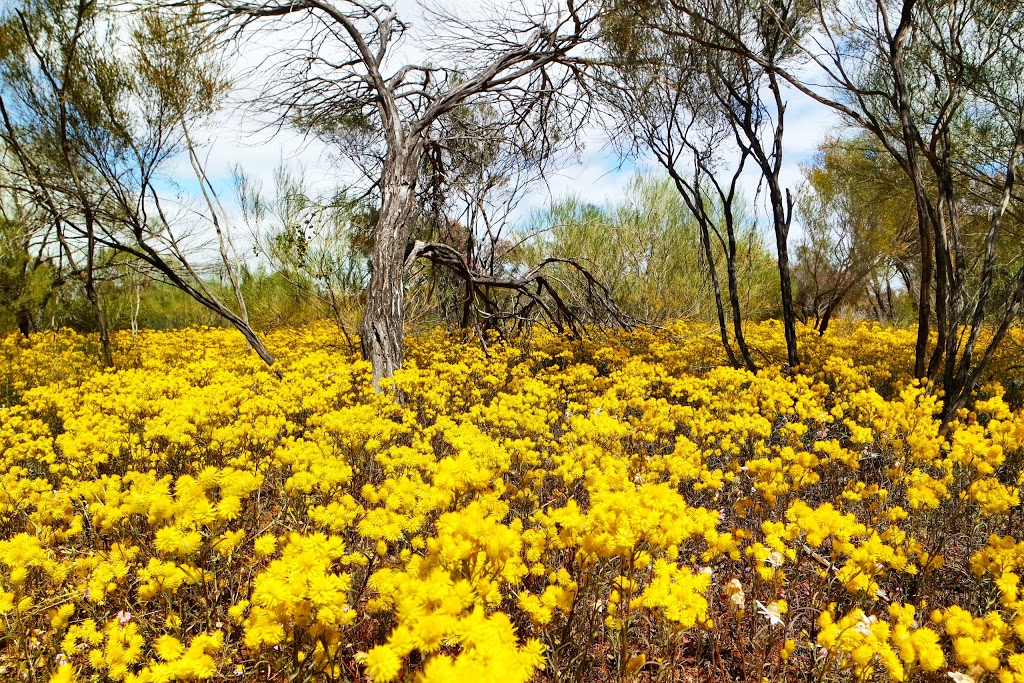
[{"x1": 205, "y1": 0, "x2": 599, "y2": 387}]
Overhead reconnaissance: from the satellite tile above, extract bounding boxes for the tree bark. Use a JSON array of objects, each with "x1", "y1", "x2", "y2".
[
  {"x1": 698, "y1": 218, "x2": 739, "y2": 369},
  {"x1": 16, "y1": 306, "x2": 32, "y2": 337},
  {"x1": 724, "y1": 224, "x2": 757, "y2": 372},
  {"x1": 771, "y1": 187, "x2": 800, "y2": 368},
  {"x1": 887, "y1": 0, "x2": 935, "y2": 379},
  {"x1": 83, "y1": 216, "x2": 113, "y2": 367},
  {"x1": 360, "y1": 143, "x2": 422, "y2": 389},
  {"x1": 665, "y1": 168, "x2": 743, "y2": 369},
  {"x1": 766, "y1": 73, "x2": 800, "y2": 370}
]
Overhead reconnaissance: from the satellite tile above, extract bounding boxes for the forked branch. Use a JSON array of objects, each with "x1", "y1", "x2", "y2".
[{"x1": 405, "y1": 240, "x2": 634, "y2": 339}]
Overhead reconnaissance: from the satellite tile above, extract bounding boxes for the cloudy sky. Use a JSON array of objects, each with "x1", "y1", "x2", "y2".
[{"x1": 185, "y1": 0, "x2": 843, "y2": 247}]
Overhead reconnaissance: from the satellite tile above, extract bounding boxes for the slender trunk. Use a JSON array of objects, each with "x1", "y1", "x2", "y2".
[
  {"x1": 698, "y1": 219, "x2": 739, "y2": 368},
  {"x1": 937, "y1": 131, "x2": 967, "y2": 387},
  {"x1": 665, "y1": 166, "x2": 746, "y2": 369},
  {"x1": 906, "y1": 164, "x2": 933, "y2": 380},
  {"x1": 896, "y1": 262, "x2": 918, "y2": 311},
  {"x1": 819, "y1": 273, "x2": 866, "y2": 335},
  {"x1": 16, "y1": 307, "x2": 32, "y2": 337},
  {"x1": 928, "y1": 198, "x2": 950, "y2": 379},
  {"x1": 360, "y1": 144, "x2": 422, "y2": 389},
  {"x1": 132, "y1": 284, "x2": 141, "y2": 337},
  {"x1": 15, "y1": 251, "x2": 33, "y2": 337},
  {"x1": 230, "y1": 312, "x2": 276, "y2": 366},
  {"x1": 767, "y1": 72, "x2": 800, "y2": 369},
  {"x1": 182, "y1": 122, "x2": 252, "y2": 328},
  {"x1": 725, "y1": 222, "x2": 757, "y2": 372},
  {"x1": 818, "y1": 306, "x2": 834, "y2": 336},
  {"x1": 869, "y1": 286, "x2": 884, "y2": 321},
  {"x1": 462, "y1": 231, "x2": 475, "y2": 329},
  {"x1": 890, "y1": 0, "x2": 933, "y2": 379},
  {"x1": 939, "y1": 113, "x2": 1024, "y2": 422},
  {"x1": 731, "y1": 70, "x2": 798, "y2": 369},
  {"x1": 81, "y1": 214, "x2": 113, "y2": 367},
  {"x1": 771, "y1": 189, "x2": 800, "y2": 368},
  {"x1": 84, "y1": 234, "x2": 113, "y2": 367},
  {"x1": 86, "y1": 284, "x2": 113, "y2": 367}
]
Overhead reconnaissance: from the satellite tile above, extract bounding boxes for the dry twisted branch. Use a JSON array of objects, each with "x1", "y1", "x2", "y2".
[{"x1": 405, "y1": 240, "x2": 635, "y2": 340}]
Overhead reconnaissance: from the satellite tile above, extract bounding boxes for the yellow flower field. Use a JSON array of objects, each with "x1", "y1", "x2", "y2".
[{"x1": 2, "y1": 321, "x2": 1024, "y2": 682}]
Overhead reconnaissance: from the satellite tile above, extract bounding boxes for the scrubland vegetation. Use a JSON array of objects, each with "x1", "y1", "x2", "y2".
[
  {"x1": 2, "y1": 0, "x2": 1023, "y2": 678},
  {"x1": 3, "y1": 321, "x2": 1024, "y2": 682}
]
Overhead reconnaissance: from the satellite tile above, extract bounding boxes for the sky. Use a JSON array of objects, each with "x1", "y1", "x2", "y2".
[{"x1": 181, "y1": 0, "x2": 844, "y2": 252}]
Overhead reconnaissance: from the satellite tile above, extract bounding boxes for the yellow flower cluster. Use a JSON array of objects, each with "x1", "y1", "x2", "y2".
[{"x1": 1, "y1": 320, "x2": 1024, "y2": 682}]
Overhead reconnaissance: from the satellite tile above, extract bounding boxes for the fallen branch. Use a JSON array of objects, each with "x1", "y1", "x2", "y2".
[{"x1": 405, "y1": 240, "x2": 636, "y2": 339}]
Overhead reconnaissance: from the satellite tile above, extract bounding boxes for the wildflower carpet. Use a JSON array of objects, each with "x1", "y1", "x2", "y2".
[{"x1": 1, "y1": 322, "x2": 1023, "y2": 682}]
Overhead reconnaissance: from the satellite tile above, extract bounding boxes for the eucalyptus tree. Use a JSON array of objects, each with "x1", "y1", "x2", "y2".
[
  {"x1": 205, "y1": 0, "x2": 601, "y2": 386},
  {"x1": 793, "y1": 135, "x2": 916, "y2": 334},
  {"x1": 795, "y1": 0, "x2": 1024, "y2": 416},
  {"x1": 0, "y1": 0, "x2": 276, "y2": 365},
  {"x1": 598, "y1": 0, "x2": 811, "y2": 369},
  {"x1": 800, "y1": 0, "x2": 1024, "y2": 417},
  {"x1": 597, "y1": 39, "x2": 755, "y2": 369},
  {"x1": 658, "y1": 0, "x2": 1024, "y2": 417}
]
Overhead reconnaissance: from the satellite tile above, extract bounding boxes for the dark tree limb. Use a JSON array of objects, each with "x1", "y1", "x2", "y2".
[{"x1": 405, "y1": 240, "x2": 635, "y2": 341}]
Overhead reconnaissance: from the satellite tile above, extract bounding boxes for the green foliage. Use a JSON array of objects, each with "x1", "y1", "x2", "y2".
[
  {"x1": 0, "y1": 210, "x2": 53, "y2": 334},
  {"x1": 793, "y1": 135, "x2": 918, "y2": 328},
  {"x1": 523, "y1": 174, "x2": 778, "y2": 324},
  {"x1": 239, "y1": 165, "x2": 369, "y2": 339}
]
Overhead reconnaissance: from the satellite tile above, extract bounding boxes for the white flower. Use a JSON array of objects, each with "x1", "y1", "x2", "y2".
[
  {"x1": 725, "y1": 578, "x2": 745, "y2": 612},
  {"x1": 854, "y1": 613, "x2": 877, "y2": 636},
  {"x1": 756, "y1": 600, "x2": 784, "y2": 627},
  {"x1": 948, "y1": 672, "x2": 976, "y2": 683}
]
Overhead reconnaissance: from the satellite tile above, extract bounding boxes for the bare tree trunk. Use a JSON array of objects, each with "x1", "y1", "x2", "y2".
[
  {"x1": 14, "y1": 252, "x2": 34, "y2": 337},
  {"x1": 723, "y1": 70, "x2": 799, "y2": 369},
  {"x1": 665, "y1": 168, "x2": 741, "y2": 369},
  {"x1": 724, "y1": 227, "x2": 757, "y2": 372},
  {"x1": 886, "y1": 0, "x2": 936, "y2": 379},
  {"x1": 869, "y1": 284, "x2": 885, "y2": 321},
  {"x1": 84, "y1": 222, "x2": 113, "y2": 367},
  {"x1": 770, "y1": 186, "x2": 799, "y2": 368},
  {"x1": 698, "y1": 220, "x2": 739, "y2": 369},
  {"x1": 360, "y1": 145, "x2": 422, "y2": 389},
  {"x1": 84, "y1": 274, "x2": 113, "y2": 366},
  {"x1": 461, "y1": 231, "x2": 475, "y2": 329},
  {"x1": 132, "y1": 284, "x2": 141, "y2": 337},
  {"x1": 16, "y1": 307, "x2": 32, "y2": 337},
  {"x1": 55, "y1": 216, "x2": 113, "y2": 367},
  {"x1": 939, "y1": 113, "x2": 1024, "y2": 421},
  {"x1": 182, "y1": 123, "x2": 253, "y2": 329},
  {"x1": 766, "y1": 74, "x2": 800, "y2": 370},
  {"x1": 817, "y1": 290, "x2": 844, "y2": 336}
]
